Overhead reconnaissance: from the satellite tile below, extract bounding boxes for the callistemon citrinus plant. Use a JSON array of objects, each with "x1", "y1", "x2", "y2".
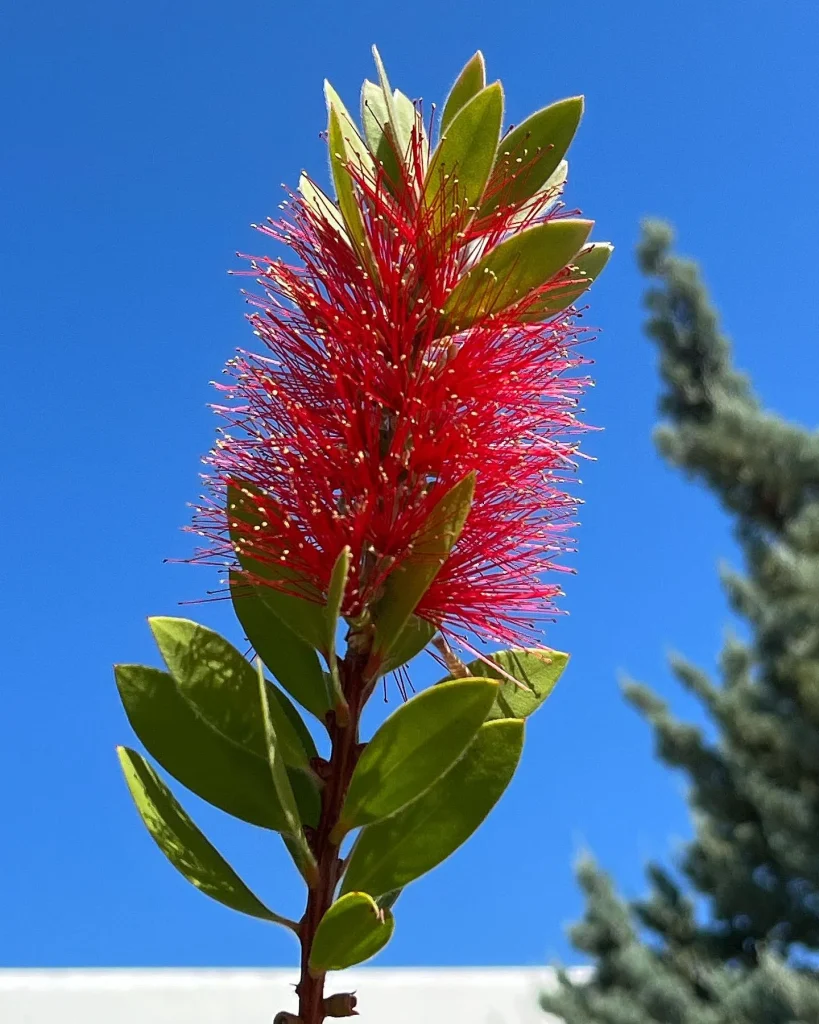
[{"x1": 114, "y1": 48, "x2": 611, "y2": 1023}]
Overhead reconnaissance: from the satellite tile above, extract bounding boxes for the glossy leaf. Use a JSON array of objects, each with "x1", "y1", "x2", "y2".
[
  {"x1": 341, "y1": 719, "x2": 524, "y2": 898},
  {"x1": 227, "y1": 482, "x2": 328, "y2": 654},
  {"x1": 440, "y1": 52, "x2": 486, "y2": 137},
  {"x1": 382, "y1": 615, "x2": 437, "y2": 675},
  {"x1": 118, "y1": 747, "x2": 296, "y2": 929},
  {"x1": 424, "y1": 83, "x2": 503, "y2": 232},
  {"x1": 519, "y1": 242, "x2": 613, "y2": 323},
  {"x1": 372, "y1": 473, "x2": 475, "y2": 660},
  {"x1": 481, "y1": 96, "x2": 583, "y2": 215},
  {"x1": 336, "y1": 678, "x2": 499, "y2": 836},
  {"x1": 230, "y1": 571, "x2": 331, "y2": 722},
  {"x1": 448, "y1": 648, "x2": 569, "y2": 719},
  {"x1": 441, "y1": 218, "x2": 593, "y2": 332},
  {"x1": 257, "y1": 663, "x2": 318, "y2": 884},
  {"x1": 309, "y1": 892, "x2": 394, "y2": 973},
  {"x1": 149, "y1": 617, "x2": 313, "y2": 771},
  {"x1": 115, "y1": 664, "x2": 306, "y2": 830}
]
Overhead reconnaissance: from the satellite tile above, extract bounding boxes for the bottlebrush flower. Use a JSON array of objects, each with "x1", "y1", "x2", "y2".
[{"x1": 191, "y1": 50, "x2": 611, "y2": 658}]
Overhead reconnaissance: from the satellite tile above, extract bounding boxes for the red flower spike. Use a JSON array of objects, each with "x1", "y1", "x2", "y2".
[{"x1": 190, "y1": 57, "x2": 608, "y2": 653}]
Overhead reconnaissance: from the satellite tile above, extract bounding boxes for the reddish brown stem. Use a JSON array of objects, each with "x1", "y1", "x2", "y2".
[{"x1": 296, "y1": 653, "x2": 367, "y2": 1024}]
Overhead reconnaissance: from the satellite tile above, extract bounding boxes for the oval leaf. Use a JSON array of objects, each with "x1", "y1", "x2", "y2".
[
  {"x1": 309, "y1": 892, "x2": 395, "y2": 973},
  {"x1": 440, "y1": 52, "x2": 486, "y2": 137},
  {"x1": 149, "y1": 617, "x2": 313, "y2": 771},
  {"x1": 230, "y1": 571, "x2": 331, "y2": 722},
  {"x1": 341, "y1": 719, "x2": 524, "y2": 898},
  {"x1": 481, "y1": 96, "x2": 583, "y2": 216},
  {"x1": 115, "y1": 664, "x2": 307, "y2": 830},
  {"x1": 117, "y1": 747, "x2": 296, "y2": 929},
  {"x1": 424, "y1": 83, "x2": 503, "y2": 233},
  {"x1": 372, "y1": 473, "x2": 475, "y2": 661},
  {"x1": 447, "y1": 648, "x2": 569, "y2": 719},
  {"x1": 441, "y1": 218, "x2": 593, "y2": 332},
  {"x1": 337, "y1": 678, "x2": 499, "y2": 836},
  {"x1": 519, "y1": 242, "x2": 613, "y2": 323}
]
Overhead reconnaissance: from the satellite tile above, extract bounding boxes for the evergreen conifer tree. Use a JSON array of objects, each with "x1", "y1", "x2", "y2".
[{"x1": 541, "y1": 222, "x2": 819, "y2": 1024}]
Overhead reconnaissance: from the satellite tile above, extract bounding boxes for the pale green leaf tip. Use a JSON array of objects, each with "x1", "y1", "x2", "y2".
[
  {"x1": 323, "y1": 79, "x2": 341, "y2": 111},
  {"x1": 147, "y1": 613, "x2": 183, "y2": 632}
]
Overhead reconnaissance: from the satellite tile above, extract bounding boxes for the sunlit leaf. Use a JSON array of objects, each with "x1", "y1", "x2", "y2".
[{"x1": 118, "y1": 747, "x2": 296, "y2": 929}]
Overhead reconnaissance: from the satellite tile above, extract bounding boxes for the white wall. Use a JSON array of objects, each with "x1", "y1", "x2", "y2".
[{"x1": 0, "y1": 967, "x2": 586, "y2": 1023}]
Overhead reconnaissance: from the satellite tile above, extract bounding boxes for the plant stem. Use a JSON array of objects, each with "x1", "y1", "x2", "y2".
[{"x1": 296, "y1": 649, "x2": 367, "y2": 1023}]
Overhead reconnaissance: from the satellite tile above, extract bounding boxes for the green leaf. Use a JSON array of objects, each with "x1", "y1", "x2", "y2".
[
  {"x1": 149, "y1": 617, "x2": 313, "y2": 771},
  {"x1": 308, "y1": 892, "x2": 394, "y2": 973},
  {"x1": 391, "y1": 88, "x2": 419, "y2": 159},
  {"x1": 518, "y1": 242, "x2": 613, "y2": 323},
  {"x1": 227, "y1": 482, "x2": 329, "y2": 655},
  {"x1": 372, "y1": 473, "x2": 475, "y2": 661},
  {"x1": 370, "y1": 46, "x2": 399, "y2": 145},
  {"x1": 376, "y1": 888, "x2": 402, "y2": 911},
  {"x1": 324, "y1": 547, "x2": 351, "y2": 714},
  {"x1": 335, "y1": 678, "x2": 499, "y2": 837},
  {"x1": 117, "y1": 747, "x2": 297, "y2": 930},
  {"x1": 361, "y1": 79, "x2": 390, "y2": 153},
  {"x1": 424, "y1": 83, "x2": 503, "y2": 233},
  {"x1": 450, "y1": 648, "x2": 570, "y2": 719},
  {"x1": 382, "y1": 615, "x2": 437, "y2": 675},
  {"x1": 257, "y1": 662, "x2": 318, "y2": 884},
  {"x1": 115, "y1": 664, "x2": 311, "y2": 830},
  {"x1": 480, "y1": 96, "x2": 584, "y2": 216},
  {"x1": 298, "y1": 173, "x2": 349, "y2": 241},
  {"x1": 507, "y1": 159, "x2": 568, "y2": 229},
  {"x1": 230, "y1": 571, "x2": 331, "y2": 722},
  {"x1": 342, "y1": 719, "x2": 524, "y2": 898},
  {"x1": 361, "y1": 79, "x2": 424, "y2": 189},
  {"x1": 324, "y1": 80, "x2": 376, "y2": 182},
  {"x1": 361, "y1": 79, "x2": 402, "y2": 186},
  {"x1": 440, "y1": 52, "x2": 486, "y2": 137},
  {"x1": 326, "y1": 95, "x2": 373, "y2": 274},
  {"x1": 441, "y1": 218, "x2": 593, "y2": 332},
  {"x1": 327, "y1": 549, "x2": 350, "y2": 624}
]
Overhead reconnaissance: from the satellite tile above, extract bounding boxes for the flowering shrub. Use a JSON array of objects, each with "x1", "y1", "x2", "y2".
[{"x1": 114, "y1": 48, "x2": 610, "y2": 1023}]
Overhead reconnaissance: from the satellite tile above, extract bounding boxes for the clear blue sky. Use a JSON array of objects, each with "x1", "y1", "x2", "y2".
[{"x1": 2, "y1": 0, "x2": 818, "y2": 970}]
